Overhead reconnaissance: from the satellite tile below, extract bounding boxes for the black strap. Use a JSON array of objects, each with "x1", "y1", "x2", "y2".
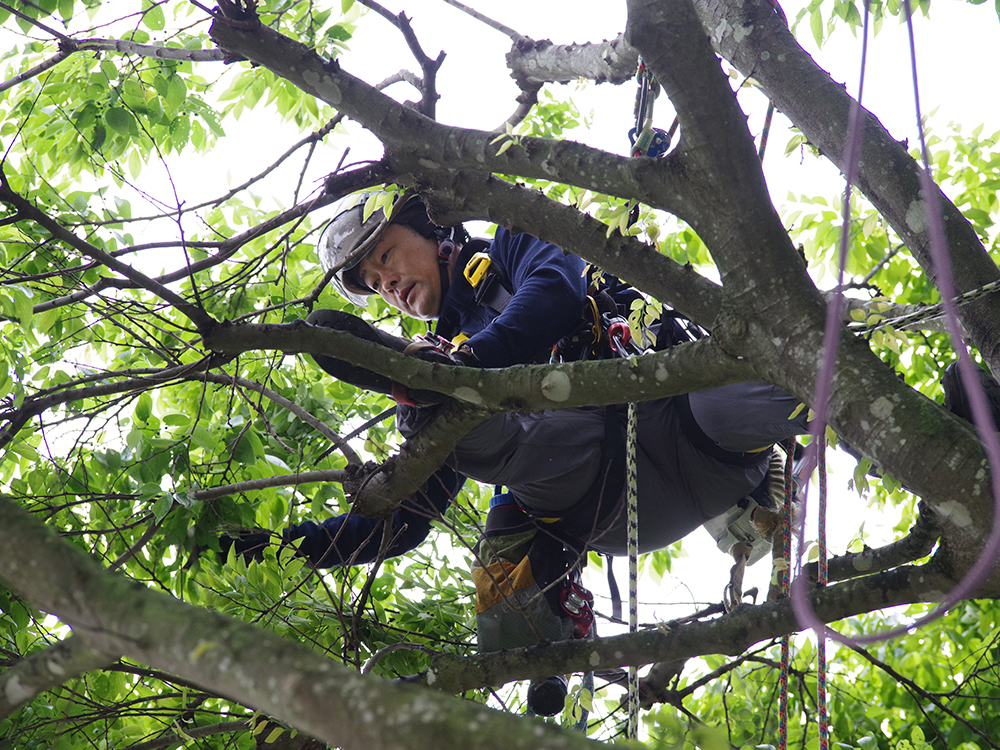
[
  {"x1": 473, "y1": 270, "x2": 513, "y2": 315},
  {"x1": 606, "y1": 555, "x2": 623, "y2": 622},
  {"x1": 675, "y1": 394, "x2": 771, "y2": 467}
]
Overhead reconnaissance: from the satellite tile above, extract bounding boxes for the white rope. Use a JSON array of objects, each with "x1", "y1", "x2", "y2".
[{"x1": 626, "y1": 400, "x2": 639, "y2": 739}]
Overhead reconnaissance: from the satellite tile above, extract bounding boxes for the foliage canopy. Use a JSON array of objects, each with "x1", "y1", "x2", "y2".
[{"x1": 1, "y1": 0, "x2": 1000, "y2": 749}]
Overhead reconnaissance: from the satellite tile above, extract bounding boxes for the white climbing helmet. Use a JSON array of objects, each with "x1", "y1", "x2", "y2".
[{"x1": 317, "y1": 193, "x2": 417, "y2": 306}]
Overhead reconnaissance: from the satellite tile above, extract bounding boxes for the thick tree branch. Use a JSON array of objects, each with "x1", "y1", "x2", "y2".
[
  {"x1": 201, "y1": 322, "x2": 757, "y2": 412},
  {"x1": 422, "y1": 561, "x2": 953, "y2": 694},
  {"x1": 0, "y1": 634, "x2": 117, "y2": 719},
  {"x1": 208, "y1": 16, "x2": 690, "y2": 214},
  {"x1": 812, "y1": 502, "x2": 941, "y2": 585},
  {"x1": 506, "y1": 36, "x2": 637, "y2": 87},
  {"x1": 0, "y1": 496, "x2": 611, "y2": 750},
  {"x1": 696, "y1": 0, "x2": 1000, "y2": 375},
  {"x1": 413, "y1": 172, "x2": 725, "y2": 329}
]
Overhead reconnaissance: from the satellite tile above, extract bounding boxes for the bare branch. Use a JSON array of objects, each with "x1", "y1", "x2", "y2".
[
  {"x1": 437, "y1": 0, "x2": 523, "y2": 41},
  {"x1": 0, "y1": 635, "x2": 116, "y2": 719},
  {"x1": 64, "y1": 37, "x2": 229, "y2": 61},
  {"x1": 190, "y1": 468, "x2": 348, "y2": 502},
  {"x1": 0, "y1": 50, "x2": 71, "y2": 95}
]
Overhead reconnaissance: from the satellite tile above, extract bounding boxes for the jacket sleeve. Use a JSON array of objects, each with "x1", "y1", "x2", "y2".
[
  {"x1": 462, "y1": 229, "x2": 587, "y2": 368},
  {"x1": 282, "y1": 465, "x2": 465, "y2": 567}
]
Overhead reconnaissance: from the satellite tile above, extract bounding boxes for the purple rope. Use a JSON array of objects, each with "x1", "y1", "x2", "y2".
[
  {"x1": 817, "y1": 443, "x2": 829, "y2": 750},
  {"x1": 790, "y1": 0, "x2": 1000, "y2": 646}
]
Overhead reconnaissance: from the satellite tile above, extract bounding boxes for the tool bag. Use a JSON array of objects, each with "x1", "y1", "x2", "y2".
[{"x1": 471, "y1": 497, "x2": 593, "y2": 653}]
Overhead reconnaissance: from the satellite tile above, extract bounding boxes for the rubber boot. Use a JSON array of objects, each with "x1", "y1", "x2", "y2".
[{"x1": 526, "y1": 675, "x2": 568, "y2": 717}]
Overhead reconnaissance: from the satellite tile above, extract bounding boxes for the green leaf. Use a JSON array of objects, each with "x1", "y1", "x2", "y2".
[
  {"x1": 100, "y1": 58, "x2": 118, "y2": 81},
  {"x1": 135, "y1": 392, "x2": 153, "y2": 422},
  {"x1": 144, "y1": 3, "x2": 165, "y2": 30},
  {"x1": 151, "y1": 493, "x2": 173, "y2": 522},
  {"x1": 810, "y1": 9, "x2": 824, "y2": 47},
  {"x1": 104, "y1": 107, "x2": 135, "y2": 135},
  {"x1": 166, "y1": 76, "x2": 186, "y2": 113}
]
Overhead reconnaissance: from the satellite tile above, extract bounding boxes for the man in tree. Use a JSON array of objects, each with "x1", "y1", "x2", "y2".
[{"x1": 263, "y1": 192, "x2": 815, "y2": 569}]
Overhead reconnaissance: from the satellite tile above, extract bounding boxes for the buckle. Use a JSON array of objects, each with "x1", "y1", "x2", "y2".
[{"x1": 463, "y1": 252, "x2": 492, "y2": 288}]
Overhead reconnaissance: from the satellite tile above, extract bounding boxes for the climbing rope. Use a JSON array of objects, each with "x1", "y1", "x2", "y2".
[
  {"x1": 776, "y1": 439, "x2": 796, "y2": 750},
  {"x1": 626, "y1": 400, "x2": 640, "y2": 740},
  {"x1": 817, "y1": 440, "x2": 830, "y2": 750}
]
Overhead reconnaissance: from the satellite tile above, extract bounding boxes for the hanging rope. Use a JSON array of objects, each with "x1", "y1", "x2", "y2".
[
  {"x1": 626, "y1": 400, "x2": 640, "y2": 740},
  {"x1": 817, "y1": 440, "x2": 830, "y2": 750},
  {"x1": 777, "y1": 438, "x2": 795, "y2": 750}
]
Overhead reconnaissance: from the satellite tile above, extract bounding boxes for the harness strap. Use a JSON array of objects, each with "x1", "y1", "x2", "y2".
[
  {"x1": 461, "y1": 250, "x2": 513, "y2": 315},
  {"x1": 675, "y1": 394, "x2": 772, "y2": 467}
]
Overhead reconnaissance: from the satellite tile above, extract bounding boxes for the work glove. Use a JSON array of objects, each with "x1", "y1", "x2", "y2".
[
  {"x1": 219, "y1": 528, "x2": 274, "y2": 564},
  {"x1": 306, "y1": 309, "x2": 446, "y2": 406},
  {"x1": 403, "y1": 338, "x2": 479, "y2": 367}
]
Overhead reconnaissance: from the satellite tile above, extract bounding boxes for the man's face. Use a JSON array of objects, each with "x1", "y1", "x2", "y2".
[{"x1": 357, "y1": 224, "x2": 442, "y2": 320}]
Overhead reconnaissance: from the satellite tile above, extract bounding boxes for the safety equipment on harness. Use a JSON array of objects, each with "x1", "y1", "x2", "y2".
[
  {"x1": 472, "y1": 498, "x2": 594, "y2": 652},
  {"x1": 317, "y1": 193, "x2": 467, "y2": 308}
]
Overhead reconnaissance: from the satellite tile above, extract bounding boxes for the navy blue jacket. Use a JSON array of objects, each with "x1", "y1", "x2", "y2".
[{"x1": 287, "y1": 231, "x2": 586, "y2": 566}]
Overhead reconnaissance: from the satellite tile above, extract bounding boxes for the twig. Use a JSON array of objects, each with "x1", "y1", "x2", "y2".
[
  {"x1": 357, "y1": 0, "x2": 444, "y2": 118},
  {"x1": 0, "y1": 0, "x2": 71, "y2": 42},
  {"x1": 119, "y1": 720, "x2": 252, "y2": 750},
  {"x1": 0, "y1": 50, "x2": 71, "y2": 94},
  {"x1": 362, "y1": 643, "x2": 437, "y2": 674},
  {"x1": 436, "y1": 0, "x2": 523, "y2": 41},
  {"x1": 63, "y1": 37, "x2": 228, "y2": 61},
  {"x1": 108, "y1": 516, "x2": 162, "y2": 571},
  {"x1": 189, "y1": 469, "x2": 348, "y2": 502},
  {"x1": 0, "y1": 171, "x2": 214, "y2": 332},
  {"x1": 850, "y1": 644, "x2": 1000, "y2": 749}
]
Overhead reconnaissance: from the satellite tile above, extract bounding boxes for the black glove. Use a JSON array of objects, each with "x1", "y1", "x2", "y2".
[
  {"x1": 306, "y1": 309, "x2": 446, "y2": 405},
  {"x1": 219, "y1": 528, "x2": 273, "y2": 564},
  {"x1": 404, "y1": 339, "x2": 480, "y2": 367}
]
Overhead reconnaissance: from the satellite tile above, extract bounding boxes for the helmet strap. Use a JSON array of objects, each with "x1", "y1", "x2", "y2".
[{"x1": 436, "y1": 229, "x2": 460, "y2": 305}]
